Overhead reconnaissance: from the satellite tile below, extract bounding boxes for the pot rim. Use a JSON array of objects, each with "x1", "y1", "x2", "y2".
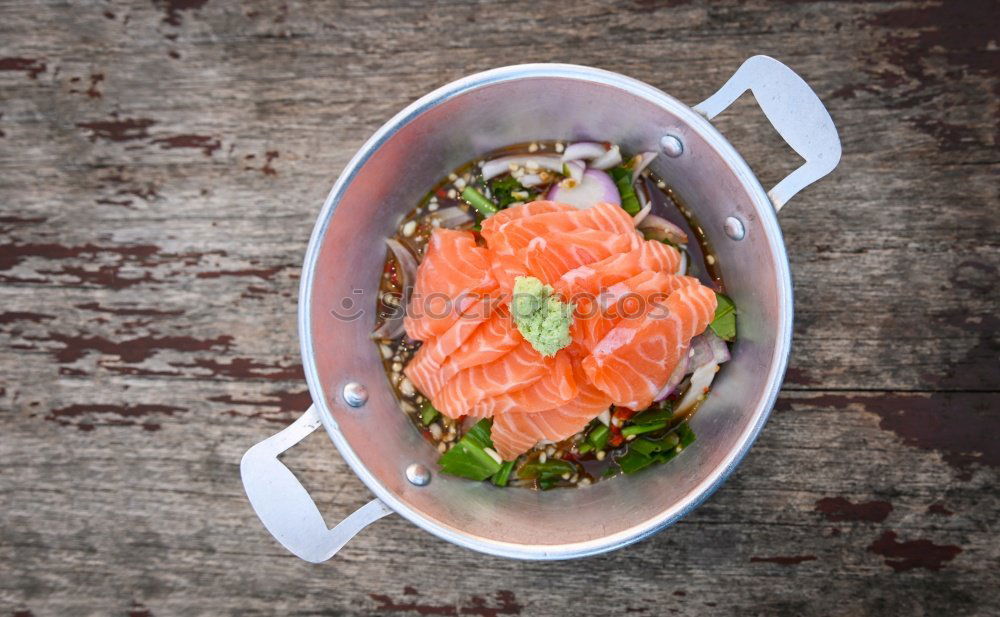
[{"x1": 298, "y1": 63, "x2": 793, "y2": 559}]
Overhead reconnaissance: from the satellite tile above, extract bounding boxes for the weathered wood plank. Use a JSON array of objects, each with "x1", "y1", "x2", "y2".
[{"x1": 1, "y1": 0, "x2": 996, "y2": 615}]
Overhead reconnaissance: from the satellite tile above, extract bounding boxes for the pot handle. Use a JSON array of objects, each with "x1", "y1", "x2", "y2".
[
  {"x1": 693, "y1": 55, "x2": 841, "y2": 211},
  {"x1": 240, "y1": 405, "x2": 393, "y2": 563}
]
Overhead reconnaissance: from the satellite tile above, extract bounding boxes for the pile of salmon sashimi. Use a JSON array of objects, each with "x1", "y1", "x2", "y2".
[{"x1": 401, "y1": 201, "x2": 718, "y2": 463}]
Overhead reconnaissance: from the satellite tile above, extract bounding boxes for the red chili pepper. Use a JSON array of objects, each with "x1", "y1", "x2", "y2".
[
  {"x1": 613, "y1": 406, "x2": 637, "y2": 422},
  {"x1": 609, "y1": 433, "x2": 624, "y2": 448}
]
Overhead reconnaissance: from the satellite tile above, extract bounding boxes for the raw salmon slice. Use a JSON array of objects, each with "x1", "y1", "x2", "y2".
[
  {"x1": 467, "y1": 349, "x2": 577, "y2": 418},
  {"x1": 582, "y1": 283, "x2": 717, "y2": 410},
  {"x1": 406, "y1": 305, "x2": 521, "y2": 398},
  {"x1": 487, "y1": 201, "x2": 637, "y2": 257},
  {"x1": 555, "y1": 239, "x2": 681, "y2": 299},
  {"x1": 491, "y1": 367, "x2": 612, "y2": 461},
  {"x1": 522, "y1": 229, "x2": 639, "y2": 286},
  {"x1": 432, "y1": 339, "x2": 551, "y2": 419},
  {"x1": 404, "y1": 229, "x2": 496, "y2": 341},
  {"x1": 480, "y1": 200, "x2": 575, "y2": 239},
  {"x1": 572, "y1": 272, "x2": 701, "y2": 353},
  {"x1": 403, "y1": 295, "x2": 501, "y2": 398}
]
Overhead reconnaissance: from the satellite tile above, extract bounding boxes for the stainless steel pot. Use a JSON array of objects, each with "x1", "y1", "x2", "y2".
[{"x1": 241, "y1": 56, "x2": 841, "y2": 562}]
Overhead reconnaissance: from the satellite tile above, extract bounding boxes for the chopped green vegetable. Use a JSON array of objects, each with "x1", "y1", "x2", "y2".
[
  {"x1": 628, "y1": 401, "x2": 673, "y2": 426},
  {"x1": 461, "y1": 186, "x2": 499, "y2": 217},
  {"x1": 602, "y1": 466, "x2": 618, "y2": 478},
  {"x1": 488, "y1": 176, "x2": 526, "y2": 208},
  {"x1": 677, "y1": 421, "x2": 697, "y2": 448},
  {"x1": 586, "y1": 423, "x2": 610, "y2": 451},
  {"x1": 437, "y1": 418, "x2": 502, "y2": 481},
  {"x1": 709, "y1": 292, "x2": 736, "y2": 341},
  {"x1": 420, "y1": 401, "x2": 441, "y2": 426},
  {"x1": 617, "y1": 448, "x2": 655, "y2": 474},
  {"x1": 577, "y1": 443, "x2": 594, "y2": 454},
  {"x1": 617, "y1": 421, "x2": 696, "y2": 475},
  {"x1": 610, "y1": 166, "x2": 641, "y2": 215},
  {"x1": 630, "y1": 432, "x2": 679, "y2": 457},
  {"x1": 621, "y1": 421, "x2": 669, "y2": 437},
  {"x1": 516, "y1": 459, "x2": 577, "y2": 488},
  {"x1": 491, "y1": 460, "x2": 516, "y2": 487}
]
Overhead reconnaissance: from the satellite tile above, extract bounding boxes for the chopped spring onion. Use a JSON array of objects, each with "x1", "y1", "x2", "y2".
[
  {"x1": 516, "y1": 459, "x2": 577, "y2": 489},
  {"x1": 461, "y1": 186, "x2": 498, "y2": 217},
  {"x1": 709, "y1": 293, "x2": 736, "y2": 341},
  {"x1": 609, "y1": 167, "x2": 641, "y2": 215},
  {"x1": 616, "y1": 421, "x2": 696, "y2": 475},
  {"x1": 621, "y1": 421, "x2": 668, "y2": 437},
  {"x1": 420, "y1": 401, "x2": 440, "y2": 426},
  {"x1": 586, "y1": 423, "x2": 610, "y2": 451},
  {"x1": 437, "y1": 418, "x2": 502, "y2": 481},
  {"x1": 491, "y1": 460, "x2": 516, "y2": 487},
  {"x1": 628, "y1": 401, "x2": 673, "y2": 426}
]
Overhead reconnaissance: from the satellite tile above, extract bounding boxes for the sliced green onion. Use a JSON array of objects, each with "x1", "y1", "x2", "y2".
[
  {"x1": 677, "y1": 421, "x2": 697, "y2": 448},
  {"x1": 577, "y1": 443, "x2": 594, "y2": 455},
  {"x1": 628, "y1": 402, "x2": 673, "y2": 426},
  {"x1": 610, "y1": 167, "x2": 641, "y2": 215},
  {"x1": 420, "y1": 401, "x2": 441, "y2": 426},
  {"x1": 617, "y1": 448, "x2": 655, "y2": 474},
  {"x1": 587, "y1": 424, "x2": 610, "y2": 451},
  {"x1": 516, "y1": 459, "x2": 576, "y2": 481},
  {"x1": 437, "y1": 418, "x2": 502, "y2": 481},
  {"x1": 621, "y1": 420, "x2": 668, "y2": 437},
  {"x1": 630, "y1": 432, "x2": 679, "y2": 457},
  {"x1": 618, "y1": 423, "x2": 696, "y2": 475},
  {"x1": 491, "y1": 460, "x2": 516, "y2": 487},
  {"x1": 461, "y1": 186, "x2": 498, "y2": 216}
]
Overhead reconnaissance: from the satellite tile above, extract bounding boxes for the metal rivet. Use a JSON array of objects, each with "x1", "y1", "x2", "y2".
[
  {"x1": 342, "y1": 382, "x2": 368, "y2": 407},
  {"x1": 405, "y1": 463, "x2": 431, "y2": 486},
  {"x1": 724, "y1": 216, "x2": 746, "y2": 241},
  {"x1": 660, "y1": 134, "x2": 684, "y2": 157}
]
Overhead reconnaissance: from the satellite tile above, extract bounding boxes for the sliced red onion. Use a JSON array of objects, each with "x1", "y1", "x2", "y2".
[
  {"x1": 638, "y1": 214, "x2": 689, "y2": 245},
  {"x1": 689, "y1": 331, "x2": 731, "y2": 368},
  {"x1": 633, "y1": 201, "x2": 652, "y2": 226},
  {"x1": 633, "y1": 183, "x2": 652, "y2": 225},
  {"x1": 674, "y1": 331, "x2": 731, "y2": 411},
  {"x1": 654, "y1": 349, "x2": 690, "y2": 401},
  {"x1": 563, "y1": 160, "x2": 585, "y2": 183},
  {"x1": 428, "y1": 206, "x2": 474, "y2": 228},
  {"x1": 676, "y1": 362, "x2": 719, "y2": 415},
  {"x1": 630, "y1": 151, "x2": 658, "y2": 181},
  {"x1": 590, "y1": 145, "x2": 622, "y2": 170},
  {"x1": 561, "y1": 142, "x2": 607, "y2": 162},
  {"x1": 373, "y1": 238, "x2": 418, "y2": 339},
  {"x1": 546, "y1": 169, "x2": 620, "y2": 209},
  {"x1": 481, "y1": 155, "x2": 564, "y2": 181},
  {"x1": 518, "y1": 173, "x2": 546, "y2": 187}
]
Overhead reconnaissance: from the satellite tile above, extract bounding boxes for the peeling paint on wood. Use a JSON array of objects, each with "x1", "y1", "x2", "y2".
[{"x1": 0, "y1": 0, "x2": 996, "y2": 615}]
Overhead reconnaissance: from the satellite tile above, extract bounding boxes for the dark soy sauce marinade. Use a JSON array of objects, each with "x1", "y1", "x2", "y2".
[{"x1": 373, "y1": 141, "x2": 727, "y2": 489}]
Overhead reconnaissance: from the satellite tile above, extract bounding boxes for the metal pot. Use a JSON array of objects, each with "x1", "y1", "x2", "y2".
[{"x1": 241, "y1": 56, "x2": 841, "y2": 562}]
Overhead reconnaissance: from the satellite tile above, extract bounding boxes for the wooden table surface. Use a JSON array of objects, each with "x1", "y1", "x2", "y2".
[{"x1": 2, "y1": 1, "x2": 997, "y2": 615}]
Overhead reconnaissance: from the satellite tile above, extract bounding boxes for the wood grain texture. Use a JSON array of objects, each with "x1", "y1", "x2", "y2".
[{"x1": 1, "y1": 0, "x2": 997, "y2": 615}]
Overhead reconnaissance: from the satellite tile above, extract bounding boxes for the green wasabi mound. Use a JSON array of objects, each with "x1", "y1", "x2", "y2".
[{"x1": 511, "y1": 276, "x2": 574, "y2": 357}]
